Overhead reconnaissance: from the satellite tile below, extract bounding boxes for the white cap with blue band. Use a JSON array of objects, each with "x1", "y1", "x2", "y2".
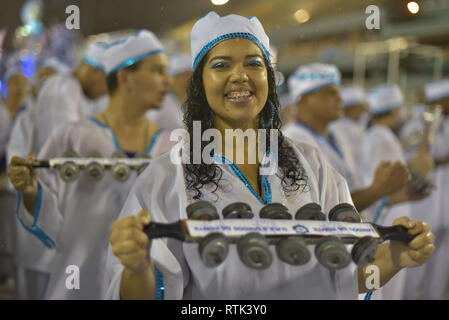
[
  {"x1": 367, "y1": 84, "x2": 404, "y2": 115},
  {"x1": 83, "y1": 41, "x2": 108, "y2": 71},
  {"x1": 103, "y1": 30, "x2": 165, "y2": 75},
  {"x1": 424, "y1": 79, "x2": 449, "y2": 103},
  {"x1": 340, "y1": 85, "x2": 366, "y2": 108},
  {"x1": 288, "y1": 63, "x2": 341, "y2": 105},
  {"x1": 190, "y1": 11, "x2": 272, "y2": 72}
]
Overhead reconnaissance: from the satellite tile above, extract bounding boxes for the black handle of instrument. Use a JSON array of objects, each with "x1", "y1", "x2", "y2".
[
  {"x1": 374, "y1": 224, "x2": 417, "y2": 243},
  {"x1": 143, "y1": 221, "x2": 186, "y2": 242},
  {"x1": 31, "y1": 160, "x2": 50, "y2": 168}
]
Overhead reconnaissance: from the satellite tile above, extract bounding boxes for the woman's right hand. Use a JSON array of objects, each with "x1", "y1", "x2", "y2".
[
  {"x1": 110, "y1": 209, "x2": 152, "y2": 274},
  {"x1": 8, "y1": 154, "x2": 38, "y2": 196}
]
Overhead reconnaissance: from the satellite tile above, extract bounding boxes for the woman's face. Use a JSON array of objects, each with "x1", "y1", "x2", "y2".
[
  {"x1": 124, "y1": 53, "x2": 171, "y2": 110},
  {"x1": 202, "y1": 38, "x2": 269, "y2": 128}
]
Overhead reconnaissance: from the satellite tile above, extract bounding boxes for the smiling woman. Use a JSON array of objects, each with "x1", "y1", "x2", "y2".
[{"x1": 106, "y1": 11, "x2": 435, "y2": 301}]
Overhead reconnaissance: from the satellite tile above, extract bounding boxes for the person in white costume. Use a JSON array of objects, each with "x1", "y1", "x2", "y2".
[
  {"x1": 329, "y1": 85, "x2": 368, "y2": 173},
  {"x1": 147, "y1": 54, "x2": 191, "y2": 130},
  {"x1": 0, "y1": 66, "x2": 30, "y2": 168},
  {"x1": 31, "y1": 41, "x2": 109, "y2": 153},
  {"x1": 283, "y1": 64, "x2": 409, "y2": 214},
  {"x1": 106, "y1": 12, "x2": 435, "y2": 300},
  {"x1": 8, "y1": 29, "x2": 174, "y2": 299},
  {"x1": 359, "y1": 84, "x2": 434, "y2": 300},
  {"x1": 404, "y1": 79, "x2": 449, "y2": 299},
  {"x1": 4, "y1": 58, "x2": 72, "y2": 300}
]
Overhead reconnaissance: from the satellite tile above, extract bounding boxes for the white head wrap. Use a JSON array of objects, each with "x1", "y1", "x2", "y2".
[
  {"x1": 103, "y1": 30, "x2": 165, "y2": 75},
  {"x1": 190, "y1": 11, "x2": 272, "y2": 71},
  {"x1": 288, "y1": 63, "x2": 341, "y2": 105},
  {"x1": 367, "y1": 84, "x2": 404, "y2": 115},
  {"x1": 424, "y1": 79, "x2": 449, "y2": 103},
  {"x1": 340, "y1": 85, "x2": 366, "y2": 108},
  {"x1": 83, "y1": 41, "x2": 109, "y2": 71}
]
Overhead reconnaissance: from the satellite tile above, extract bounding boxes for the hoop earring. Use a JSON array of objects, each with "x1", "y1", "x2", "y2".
[{"x1": 260, "y1": 100, "x2": 274, "y2": 128}]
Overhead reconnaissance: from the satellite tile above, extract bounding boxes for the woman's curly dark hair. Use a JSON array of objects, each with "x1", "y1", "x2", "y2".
[{"x1": 182, "y1": 52, "x2": 309, "y2": 200}]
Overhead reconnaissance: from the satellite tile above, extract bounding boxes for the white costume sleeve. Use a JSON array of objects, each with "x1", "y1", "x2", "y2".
[
  {"x1": 15, "y1": 126, "x2": 72, "y2": 248},
  {"x1": 105, "y1": 154, "x2": 190, "y2": 300},
  {"x1": 431, "y1": 119, "x2": 449, "y2": 160}
]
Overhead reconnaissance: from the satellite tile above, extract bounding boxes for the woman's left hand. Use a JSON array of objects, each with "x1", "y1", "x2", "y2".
[{"x1": 389, "y1": 216, "x2": 435, "y2": 269}]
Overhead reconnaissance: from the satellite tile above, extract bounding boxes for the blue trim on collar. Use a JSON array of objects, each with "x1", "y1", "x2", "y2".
[
  {"x1": 295, "y1": 121, "x2": 344, "y2": 159},
  {"x1": 89, "y1": 117, "x2": 162, "y2": 155},
  {"x1": 193, "y1": 32, "x2": 272, "y2": 72},
  {"x1": 108, "y1": 49, "x2": 165, "y2": 74},
  {"x1": 213, "y1": 153, "x2": 272, "y2": 205},
  {"x1": 146, "y1": 129, "x2": 163, "y2": 156},
  {"x1": 15, "y1": 182, "x2": 56, "y2": 249},
  {"x1": 89, "y1": 117, "x2": 121, "y2": 151}
]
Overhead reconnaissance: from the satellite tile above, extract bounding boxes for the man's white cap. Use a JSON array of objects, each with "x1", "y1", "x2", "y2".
[
  {"x1": 190, "y1": 11, "x2": 272, "y2": 71},
  {"x1": 424, "y1": 79, "x2": 449, "y2": 103},
  {"x1": 288, "y1": 63, "x2": 341, "y2": 105},
  {"x1": 41, "y1": 57, "x2": 71, "y2": 74},
  {"x1": 168, "y1": 54, "x2": 192, "y2": 76},
  {"x1": 340, "y1": 85, "x2": 366, "y2": 108},
  {"x1": 83, "y1": 41, "x2": 109, "y2": 71},
  {"x1": 103, "y1": 30, "x2": 165, "y2": 75},
  {"x1": 367, "y1": 84, "x2": 404, "y2": 115}
]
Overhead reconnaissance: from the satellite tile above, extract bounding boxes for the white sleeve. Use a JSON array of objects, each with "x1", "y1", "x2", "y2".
[
  {"x1": 105, "y1": 156, "x2": 190, "y2": 300},
  {"x1": 431, "y1": 120, "x2": 449, "y2": 160},
  {"x1": 15, "y1": 127, "x2": 68, "y2": 249}
]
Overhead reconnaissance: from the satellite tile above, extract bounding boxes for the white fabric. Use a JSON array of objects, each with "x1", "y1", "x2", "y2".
[
  {"x1": 40, "y1": 58, "x2": 71, "y2": 74},
  {"x1": 103, "y1": 30, "x2": 164, "y2": 75},
  {"x1": 190, "y1": 12, "x2": 271, "y2": 71},
  {"x1": 0, "y1": 102, "x2": 11, "y2": 159},
  {"x1": 106, "y1": 138, "x2": 360, "y2": 300},
  {"x1": 146, "y1": 93, "x2": 184, "y2": 130},
  {"x1": 283, "y1": 122, "x2": 359, "y2": 191},
  {"x1": 288, "y1": 63, "x2": 341, "y2": 105},
  {"x1": 16, "y1": 119, "x2": 174, "y2": 299},
  {"x1": 83, "y1": 41, "x2": 108, "y2": 71},
  {"x1": 168, "y1": 54, "x2": 192, "y2": 77},
  {"x1": 367, "y1": 84, "x2": 403, "y2": 115},
  {"x1": 424, "y1": 79, "x2": 449, "y2": 103},
  {"x1": 31, "y1": 73, "x2": 104, "y2": 152},
  {"x1": 340, "y1": 85, "x2": 366, "y2": 108},
  {"x1": 329, "y1": 117, "x2": 366, "y2": 190},
  {"x1": 359, "y1": 124, "x2": 411, "y2": 299}
]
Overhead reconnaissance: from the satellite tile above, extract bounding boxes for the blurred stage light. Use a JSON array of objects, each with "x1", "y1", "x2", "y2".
[
  {"x1": 294, "y1": 9, "x2": 310, "y2": 23},
  {"x1": 407, "y1": 1, "x2": 420, "y2": 14},
  {"x1": 211, "y1": 0, "x2": 229, "y2": 5}
]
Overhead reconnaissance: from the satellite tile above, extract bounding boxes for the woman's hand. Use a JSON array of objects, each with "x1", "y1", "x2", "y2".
[
  {"x1": 110, "y1": 209, "x2": 152, "y2": 274},
  {"x1": 8, "y1": 154, "x2": 38, "y2": 195},
  {"x1": 389, "y1": 216, "x2": 435, "y2": 269}
]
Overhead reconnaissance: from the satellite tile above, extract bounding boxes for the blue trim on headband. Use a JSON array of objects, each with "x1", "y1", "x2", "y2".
[
  {"x1": 291, "y1": 71, "x2": 340, "y2": 81},
  {"x1": 303, "y1": 79, "x2": 341, "y2": 95},
  {"x1": 193, "y1": 32, "x2": 272, "y2": 71},
  {"x1": 83, "y1": 57, "x2": 104, "y2": 71},
  {"x1": 108, "y1": 49, "x2": 165, "y2": 74}
]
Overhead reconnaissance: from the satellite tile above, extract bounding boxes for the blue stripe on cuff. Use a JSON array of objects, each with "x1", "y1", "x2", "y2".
[
  {"x1": 15, "y1": 182, "x2": 56, "y2": 249},
  {"x1": 155, "y1": 267, "x2": 165, "y2": 300}
]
